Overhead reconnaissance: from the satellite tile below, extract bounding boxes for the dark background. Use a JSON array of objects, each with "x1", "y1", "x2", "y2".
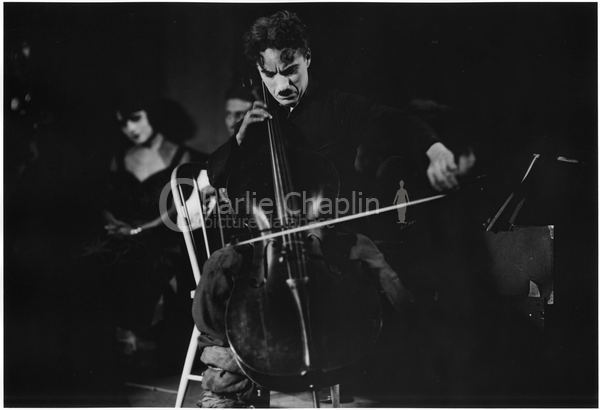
[
  {"x1": 5, "y1": 3, "x2": 597, "y2": 155},
  {"x1": 4, "y1": 2, "x2": 597, "y2": 407}
]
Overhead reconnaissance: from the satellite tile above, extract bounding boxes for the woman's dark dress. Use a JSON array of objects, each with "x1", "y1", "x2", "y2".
[{"x1": 103, "y1": 147, "x2": 192, "y2": 332}]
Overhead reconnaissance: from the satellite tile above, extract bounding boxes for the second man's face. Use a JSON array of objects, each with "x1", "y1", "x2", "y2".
[
  {"x1": 257, "y1": 48, "x2": 310, "y2": 108},
  {"x1": 225, "y1": 98, "x2": 253, "y2": 136}
]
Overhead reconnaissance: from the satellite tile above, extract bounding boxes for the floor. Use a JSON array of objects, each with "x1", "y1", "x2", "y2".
[{"x1": 124, "y1": 375, "x2": 387, "y2": 408}]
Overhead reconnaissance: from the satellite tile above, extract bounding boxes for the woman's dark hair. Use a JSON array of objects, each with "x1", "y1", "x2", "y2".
[
  {"x1": 116, "y1": 97, "x2": 196, "y2": 143},
  {"x1": 243, "y1": 10, "x2": 310, "y2": 66}
]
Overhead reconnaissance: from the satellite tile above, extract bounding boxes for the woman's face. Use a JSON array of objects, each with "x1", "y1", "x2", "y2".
[{"x1": 117, "y1": 110, "x2": 154, "y2": 145}]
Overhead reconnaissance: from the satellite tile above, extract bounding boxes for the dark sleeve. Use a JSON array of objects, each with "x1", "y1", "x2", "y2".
[
  {"x1": 371, "y1": 104, "x2": 440, "y2": 158},
  {"x1": 207, "y1": 137, "x2": 240, "y2": 189},
  {"x1": 335, "y1": 91, "x2": 440, "y2": 162},
  {"x1": 207, "y1": 122, "x2": 267, "y2": 189}
]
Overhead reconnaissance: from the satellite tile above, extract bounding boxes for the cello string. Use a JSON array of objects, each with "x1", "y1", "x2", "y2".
[
  {"x1": 274, "y1": 103, "x2": 307, "y2": 279},
  {"x1": 271, "y1": 113, "x2": 305, "y2": 279},
  {"x1": 235, "y1": 193, "x2": 446, "y2": 247},
  {"x1": 264, "y1": 84, "x2": 286, "y2": 229},
  {"x1": 277, "y1": 111, "x2": 309, "y2": 281},
  {"x1": 267, "y1": 96, "x2": 314, "y2": 359},
  {"x1": 262, "y1": 82, "x2": 303, "y2": 279}
]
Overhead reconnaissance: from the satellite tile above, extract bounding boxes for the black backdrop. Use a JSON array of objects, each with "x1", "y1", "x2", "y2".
[
  {"x1": 4, "y1": 2, "x2": 597, "y2": 407},
  {"x1": 5, "y1": 3, "x2": 596, "y2": 156}
]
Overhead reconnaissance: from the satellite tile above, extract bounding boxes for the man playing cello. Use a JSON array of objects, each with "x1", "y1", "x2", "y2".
[{"x1": 193, "y1": 10, "x2": 474, "y2": 407}]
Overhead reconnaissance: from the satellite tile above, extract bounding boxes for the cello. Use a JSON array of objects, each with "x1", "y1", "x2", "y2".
[{"x1": 224, "y1": 82, "x2": 383, "y2": 396}]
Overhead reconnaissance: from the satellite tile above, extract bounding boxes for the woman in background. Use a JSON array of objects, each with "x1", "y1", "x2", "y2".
[{"x1": 100, "y1": 96, "x2": 204, "y2": 360}]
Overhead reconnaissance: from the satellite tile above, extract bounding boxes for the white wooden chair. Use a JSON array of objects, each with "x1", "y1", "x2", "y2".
[{"x1": 171, "y1": 163, "x2": 214, "y2": 408}]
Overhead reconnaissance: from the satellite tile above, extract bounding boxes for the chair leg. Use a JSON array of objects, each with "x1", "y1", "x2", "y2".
[
  {"x1": 251, "y1": 387, "x2": 271, "y2": 408},
  {"x1": 311, "y1": 389, "x2": 320, "y2": 408},
  {"x1": 330, "y1": 384, "x2": 340, "y2": 408},
  {"x1": 175, "y1": 326, "x2": 201, "y2": 407}
]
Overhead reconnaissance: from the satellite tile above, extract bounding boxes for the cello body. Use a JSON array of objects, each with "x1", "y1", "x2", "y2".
[{"x1": 226, "y1": 233, "x2": 382, "y2": 391}]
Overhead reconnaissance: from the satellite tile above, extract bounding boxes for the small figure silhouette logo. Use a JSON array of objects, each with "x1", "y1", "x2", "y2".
[{"x1": 393, "y1": 180, "x2": 410, "y2": 224}]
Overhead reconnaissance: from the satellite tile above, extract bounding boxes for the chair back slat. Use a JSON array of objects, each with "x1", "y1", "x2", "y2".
[{"x1": 170, "y1": 163, "x2": 214, "y2": 285}]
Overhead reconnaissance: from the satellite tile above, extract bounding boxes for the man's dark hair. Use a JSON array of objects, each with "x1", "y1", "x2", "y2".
[{"x1": 243, "y1": 10, "x2": 310, "y2": 67}]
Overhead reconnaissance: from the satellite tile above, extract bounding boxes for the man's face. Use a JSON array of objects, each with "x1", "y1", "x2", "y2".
[
  {"x1": 117, "y1": 110, "x2": 154, "y2": 145},
  {"x1": 225, "y1": 98, "x2": 253, "y2": 135},
  {"x1": 257, "y1": 48, "x2": 310, "y2": 108}
]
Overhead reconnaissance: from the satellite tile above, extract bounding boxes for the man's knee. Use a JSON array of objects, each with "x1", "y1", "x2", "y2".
[
  {"x1": 194, "y1": 246, "x2": 244, "y2": 309},
  {"x1": 201, "y1": 246, "x2": 244, "y2": 285},
  {"x1": 192, "y1": 246, "x2": 247, "y2": 347}
]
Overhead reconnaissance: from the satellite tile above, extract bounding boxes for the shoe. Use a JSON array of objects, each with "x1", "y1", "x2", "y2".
[
  {"x1": 115, "y1": 327, "x2": 138, "y2": 355},
  {"x1": 195, "y1": 390, "x2": 249, "y2": 408},
  {"x1": 115, "y1": 327, "x2": 157, "y2": 356}
]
